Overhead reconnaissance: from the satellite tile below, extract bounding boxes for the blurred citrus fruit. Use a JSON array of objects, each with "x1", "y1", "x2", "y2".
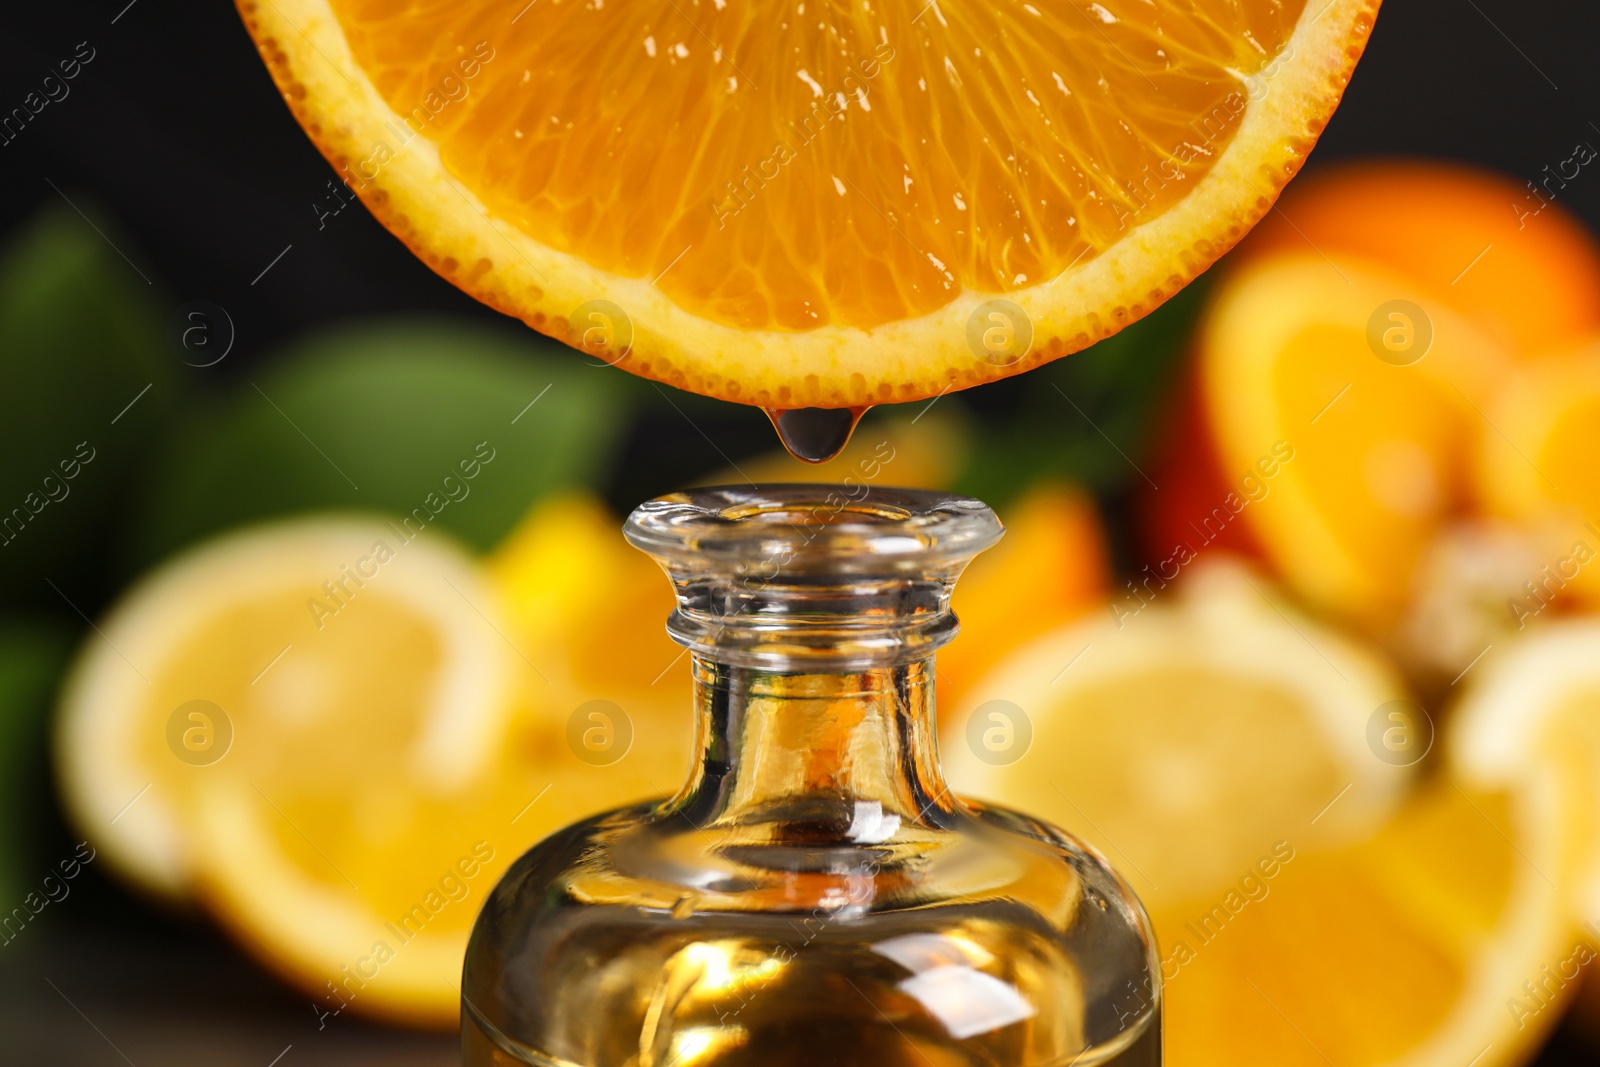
[
  {"x1": 1453, "y1": 620, "x2": 1600, "y2": 927},
  {"x1": 947, "y1": 554, "x2": 1576, "y2": 1067},
  {"x1": 56, "y1": 518, "x2": 520, "y2": 901},
  {"x1": 57, "y1": 504, "x2": 694, "y2": 1024},
  {"x1": 1150, "y1": 252, "x2": 1509, "y2": 627},
  {"x1": 944, "y1": 559, "x2": 1411, "y2": 910},
  {"x1": 939, "y1": 481, "x2": 1108, "y2": 707},
  {"x1": 1475, "y1": 346, "x2": 1600, "y2": 610},
  {"x1": 238, "y1": 0, "x2": 1380, "y2": 405},
  {"x1": 1156, "y1": 776, "x2": 1574, "y2": 1067},
  {"x1": 1238, "y1": 159, "x2": 1600, "y2": 355},
  {"x1": 488, "y1": 492, "x2": 694, "y2": 743}
]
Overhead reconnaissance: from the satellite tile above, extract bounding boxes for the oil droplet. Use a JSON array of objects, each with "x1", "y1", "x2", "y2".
[{"x1": 764, "y1": 406, "x2": 870, "y2": 463}]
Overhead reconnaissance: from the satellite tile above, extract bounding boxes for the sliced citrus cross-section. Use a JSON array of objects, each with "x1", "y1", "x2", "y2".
[
  {"x1": 55, "y1": 518, "x2": 521, "y2": 901},
  {"x1": 1452, "y1": 620, "x2": 1600, "y2": 927},
  {"x1": 943, "y1": 558, "x2": 1412, "y2": 911},
  {"x1": 1188, "y1": 251, "x2": 1509, "y2": 627},
  {"x1": 239, "y1": 0, "x2": 1380, "y2": 406},
  {"x1": 1154, "y1": 776, "x2": 1575, "y2": 1067},
  {"x1": 1475, "y1": 346, "x2": 1600, "y2": 610},
  {"x1": 945, "y1": 556, "x2": 1577, "y2": 1067},
  {"x1": 55, "y1": 512, "x2": 693, "y2": 1024}
]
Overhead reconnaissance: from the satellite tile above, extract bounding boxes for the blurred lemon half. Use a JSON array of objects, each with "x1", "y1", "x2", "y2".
[
  {"x1": 55, "y1": 500, "x2": 703, "y2": 1025},
  {"x1": 943, "y1": 558, "x2": 1413, "y2": 911},
  {"x1": 55, "y1": 516, "x2": 570, "y2": 1025},
  {"x1": 55, "y1": 517, "x2": 520, "y2": 901}
]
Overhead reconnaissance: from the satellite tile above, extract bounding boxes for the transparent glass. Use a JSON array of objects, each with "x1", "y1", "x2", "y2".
[{"x1": 463, "y1": 486, "x2": 1161, "y2": 1065}]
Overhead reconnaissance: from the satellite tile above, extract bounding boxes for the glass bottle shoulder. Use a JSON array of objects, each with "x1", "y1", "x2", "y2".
[{"x1": 464, "y1": 797, "x2": 1160, "y2": 1067}]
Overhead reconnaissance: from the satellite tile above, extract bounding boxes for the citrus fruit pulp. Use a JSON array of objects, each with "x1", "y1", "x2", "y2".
[
  {"x1": 1453, "y1": 620, "x2": 1600, "y2": 926},
  {"x1": 944, "y1": 558, "x2": 1577, "y2": 1067},
  {"x1": 1475, "y1": 347, "x2": 1600, "y2": 608},
  {"x1": 55, "y1": 518, "x2": 521, "y2": 900},
  {"x1": 1177, "y1": 251, "x2": 1508, "y2": 627},
  {"x1": 239, "y1": 0, "x2": 1380, "y2": 406},
  {"x1": 943, "y1": 559, "x2": 1412, "y2": 909},
  {"x1": 55, "y1": 507, "x2": 692, "y2": 1024},
  {"x1": 1155, "y1": 777, "x2": 1575, "y2": 1067},
  {"x1": 1144, "y1": 160, "x2": 1600, "y2": 640}
]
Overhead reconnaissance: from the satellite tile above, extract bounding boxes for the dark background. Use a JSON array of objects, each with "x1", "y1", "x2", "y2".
[{"x1": 2, "y1": 1, "x2": 1599, "y2": 1063}]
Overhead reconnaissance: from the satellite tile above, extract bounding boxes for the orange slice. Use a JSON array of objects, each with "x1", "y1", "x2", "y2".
[
  {"x1": 1190, "y1": 251, "x2": 1509, "y2": 626},
  {"x1": 1475, "y1": 345, "x2": 1600, "y2": 609},
  {"x1": 237, "y1": 0, "x2": 1380, "y2": 406}
]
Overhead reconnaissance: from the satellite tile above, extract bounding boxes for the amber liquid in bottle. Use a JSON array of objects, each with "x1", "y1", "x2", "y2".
[{"x1": 463, "y1": 487, "x2": 1161, "y2": 1065}]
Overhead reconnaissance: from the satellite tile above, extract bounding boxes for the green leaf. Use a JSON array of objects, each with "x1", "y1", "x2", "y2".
[
  {"x1": 0, "y1": 620, "x2": 75, "y2": 905},
  {"x1": 0, "y1": 206, "x2": 173, "y2": 608},
  {"x1": 132, "y1": 320, "x2": 634, "y2": 563}
]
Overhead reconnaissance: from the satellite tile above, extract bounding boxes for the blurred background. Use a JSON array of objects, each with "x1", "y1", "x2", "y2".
[{"x1": 4, "y1": 1, "x2": 1600, "y2": 1065}]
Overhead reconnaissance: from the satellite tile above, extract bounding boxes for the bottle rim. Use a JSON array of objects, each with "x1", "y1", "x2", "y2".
[
  {"x1": 623, "y1": 484, "x2": 1004, "y2": 574},
  {"x1": 625, "y1": 485, "x2": 1004, "y2": 670}
]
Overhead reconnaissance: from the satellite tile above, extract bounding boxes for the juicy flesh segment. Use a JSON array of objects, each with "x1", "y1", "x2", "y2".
[
  {"x1": 142, "y1": 591, "x2": 445, "y2": 896},
  {"x1": 330, "y1": 0, "x2": 1302, "y2": 330}
]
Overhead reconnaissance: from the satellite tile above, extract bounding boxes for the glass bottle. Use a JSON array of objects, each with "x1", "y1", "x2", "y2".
[{"x1": 463, "y1": 485, "x2": 1160, "y2": 1065}]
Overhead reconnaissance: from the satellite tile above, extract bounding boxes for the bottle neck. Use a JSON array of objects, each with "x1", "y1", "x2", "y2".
[
  {"x1": 666, "y1": 654, "x2": 956, "y2": 834},
  {"x1": 624, "y1": 486, "x2": 1005, "y2": 838}
]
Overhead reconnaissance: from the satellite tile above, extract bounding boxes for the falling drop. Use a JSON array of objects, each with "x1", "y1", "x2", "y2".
[{"x1": 764, "y1": 406, "x2": 870, "y2": 463}]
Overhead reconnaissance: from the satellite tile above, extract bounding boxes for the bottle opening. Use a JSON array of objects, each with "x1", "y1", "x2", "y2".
[
  {"x1": 714, "y1": 500, "x2": 914, "y2": 526},
  {"x1": 626, "y1": 484, "x2": 1002, "y2": 570},
  {"x1": 624, "y1": 485, "x2": 1004, "y2": 670}
]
